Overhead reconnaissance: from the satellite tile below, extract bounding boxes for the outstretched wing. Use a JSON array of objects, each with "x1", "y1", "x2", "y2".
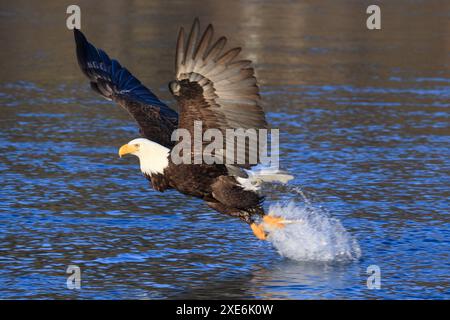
[
  {"x1": 171, "y1": 19, "x2": 267, "y2": 168},
  {"x1": 74, "y1": 29, "x2": 178, "y2": 148}
]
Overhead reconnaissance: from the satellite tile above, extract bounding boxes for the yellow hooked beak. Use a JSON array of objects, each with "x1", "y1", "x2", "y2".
[{"x1": 118, "y1": 144, "x2": 138, "y2": 158}]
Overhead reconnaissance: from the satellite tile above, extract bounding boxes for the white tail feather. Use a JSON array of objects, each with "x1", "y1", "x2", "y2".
[{"x1": 237, "y1": 167, "x2": 294, "y2": 191}]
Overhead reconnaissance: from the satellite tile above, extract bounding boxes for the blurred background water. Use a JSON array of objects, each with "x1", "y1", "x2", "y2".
[{"x1": 0, "y1": 0, "x2": 449, "y2": 299}]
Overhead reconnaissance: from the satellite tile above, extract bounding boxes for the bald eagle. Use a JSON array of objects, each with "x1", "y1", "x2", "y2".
[{"x1": 74, "y1": 19, "x2": 292, "y2": 240}]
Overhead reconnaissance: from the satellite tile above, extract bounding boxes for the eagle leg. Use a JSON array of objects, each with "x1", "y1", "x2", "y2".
[
  {"x1": 205, "y1": 201, "x2": 254, "y2": 224},
  {"x1": 263, "y1": 215, "x2": 288, "y2": 229},
  {"x1": 205, "y1": 201, "x2": 288, "y2": 241},
  {"x1": 250, "y1": 223, "x2": 266, "y2": 240},
  {"x1": 250, "y1": 215, "x2": 288, "y2": 240}
]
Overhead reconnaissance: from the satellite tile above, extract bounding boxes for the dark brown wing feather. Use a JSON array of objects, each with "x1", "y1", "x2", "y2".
[
  {"x1": 172, "y1": 19, "x2": 267, "y2": 167},
  {"x1": 74, "y1": 29, "x2": 178, "y2": 147}
]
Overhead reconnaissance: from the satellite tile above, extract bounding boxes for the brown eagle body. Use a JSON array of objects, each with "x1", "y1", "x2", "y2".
[
  {"x1": 146, "y1": 162, "x2": 264, "y2": 224},
  {"x1": 74, "y1": 19, "x2": 288, "y2": 239}
]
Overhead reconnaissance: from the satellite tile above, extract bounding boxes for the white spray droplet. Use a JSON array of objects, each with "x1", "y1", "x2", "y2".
[{"x1": 267, "y1": 201, "x2": 362, "y2": 262}]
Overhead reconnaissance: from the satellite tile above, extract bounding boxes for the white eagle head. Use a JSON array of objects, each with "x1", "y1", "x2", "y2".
[{"x1": 118, "y1": 138, "x2": 170, "y2": 175}]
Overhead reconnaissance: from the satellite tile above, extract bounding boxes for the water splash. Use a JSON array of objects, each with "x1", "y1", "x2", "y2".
[{"x1": 266, "y1": 201, "x2": 362, "y2": 263}]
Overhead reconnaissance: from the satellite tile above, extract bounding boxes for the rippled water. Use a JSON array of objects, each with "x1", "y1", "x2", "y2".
[{"x1": 0, "y1": 0, "x2": 449, "y2": 299}]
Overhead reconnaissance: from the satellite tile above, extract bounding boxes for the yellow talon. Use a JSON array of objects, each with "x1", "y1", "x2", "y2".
[
  {"x1": 263, "y1": 215, "x2": 287, "y2": 228},
  {"x1": 250, "y1": 215, "x2": 287, "y2": 240},
  {"x1": 250, "y1": 223, "x2": 266, "y2": 240}
]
